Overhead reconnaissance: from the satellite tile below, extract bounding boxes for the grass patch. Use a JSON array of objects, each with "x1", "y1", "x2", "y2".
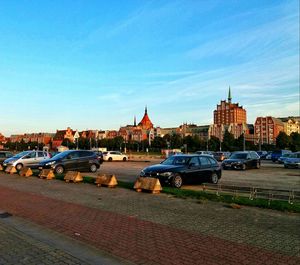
[
  {"x1": 30, "y1": 171, "x2": 300, "y2": 213},
  {"x1": 162, "y1": 187, "x2": 300, "y2": 213}
]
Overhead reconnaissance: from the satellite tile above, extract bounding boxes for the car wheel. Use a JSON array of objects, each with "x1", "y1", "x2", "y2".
[
  {"x1": 171, "y1": 174, "x2": 182, "y2": 188},
  {"x1": 16, "y1": 163, "x2": 23, "y2": 171},
  {"x1": 90, "y1": 164, "x2": 97, "y2": 173},
  {"x1": 123, "y1": 157, "x2": 127, "y2": 161},
  {"x1": 108, "y1": 157, "x2": 113, "y2": 162},
  {"x1": 55, "y1": 165, "x2": 64, "y2": 175},
  {"x1": 211, "y1": 172, "x2": 219, "y2": 184},
  {"x1": 242, "y1": 164, "x2": 246, "y2": 170},
  {"x1": 256, "y1": 162, "x2": 260, "y2": 169}
]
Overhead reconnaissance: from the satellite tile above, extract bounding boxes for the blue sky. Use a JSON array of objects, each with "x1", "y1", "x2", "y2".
[{"x1": 0, "y1": 0, "x2": 299, "y2": 136}]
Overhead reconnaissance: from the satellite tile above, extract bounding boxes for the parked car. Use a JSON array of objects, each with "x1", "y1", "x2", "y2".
[
  {"x1": 265, "y1": 151, "x2": 272, "y2": 160},
  {"x1": 139, "y1": 154, "x2": 222, "y2": 188},
  {"x1": 93, "y1": 151, "x2": 104, "y2": 164},
  {"x1": 271, "y1": 150, "x2": 292, "y2": 162},
  {"x1": 0, "y1": 151, "x2": 14, "y2": 165},
  {"x1": 195, "y1": 151, "x2": 214, "y2": 157},
  {"x1": 213, "y1": 151, "x2": 230, "y2": 161},
  {"x1": 256, "y1": 151, "x2": 268, "y2": 159},
  {"x1": 222, "y1": 151, "x2": 260, "y2": 170},
  {"x1": 103, "y1": 151, "x2": 128, "y2": 161},
  {"x1": 278, "y1": 153, "x2": 292, "y2": 164},
  {"x1": 284, "y1": 152, "x2": 300, "y2": 169},
  {"x1": 3, "y1": 150, "x2": 51, "y2": 170},
  {"x1": 39, "y1": 150, "x2": 100, "y2": 174}
]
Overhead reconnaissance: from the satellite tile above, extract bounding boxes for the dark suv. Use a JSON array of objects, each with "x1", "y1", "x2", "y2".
[
  {"x1": 39, "y1": 150, "x2": 100, "y2": 174},
  {"x1": 222, "y1": 151, "x2": 260, "y2": 170},
  {"x1": 139, "y1": 154, "x2": 222, "y2": 188}
]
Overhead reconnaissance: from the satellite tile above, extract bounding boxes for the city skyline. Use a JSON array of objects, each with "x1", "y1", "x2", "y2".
[{"x1": 0, "y1": 0, "x2": 299, "y2": 136}]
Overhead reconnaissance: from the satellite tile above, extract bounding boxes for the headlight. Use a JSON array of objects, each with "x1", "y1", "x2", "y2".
[
  {"x1": 45, "y1": 161, "x2": 56, "y2": 166},
  {"x1": 160, "y1": 172, "x2": 173, "y2": 177},
  {"x1": 140, "y1": 170, "x2": 145, "y2": 177}
]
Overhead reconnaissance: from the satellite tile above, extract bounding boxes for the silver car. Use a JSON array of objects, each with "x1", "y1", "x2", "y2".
[{"x1": 3, "y1": 150, "x2": 51, "y2": 170}]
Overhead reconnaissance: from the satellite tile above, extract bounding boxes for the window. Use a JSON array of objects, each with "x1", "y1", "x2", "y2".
[
  {"x1": 189, "y1": 157, "x2": 200, "y2": 167},
  {"x1": 199, "y1": 157, "x2": 210, "y2": 167},
  {"x1": 38, "y1": 152, "x2": 44, "y2": 157},
  {"x1": 0, "y1": 153, "x2": 5, "y2": 158},
  {"x1": 79, "y1": 151, "x2": 93, "y2": 157}
]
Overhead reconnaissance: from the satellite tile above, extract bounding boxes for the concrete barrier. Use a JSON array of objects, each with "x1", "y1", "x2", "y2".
[
  {"x1": 95, "y1": 174, "x2": 118, "y2": 188},
  {"x1": 39, "y1": 169, "x2": 55, "y2": 180},
  {"x1": 5, "y1": 165, "x2": 17, "y2": 174},
  {"x1": 133, "y1": 177, "x2": 162, "y2": 194},
  {"x1": 19, "y1": 167, "x2": 33, "y2": 177},
  {"x1": 64, "y1": 171, "x2": 83, "y2": 183}
]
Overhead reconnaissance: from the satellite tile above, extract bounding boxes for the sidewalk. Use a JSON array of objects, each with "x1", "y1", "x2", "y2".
[
  {"x1": 0, "y1": 215, "x2": 127, "y2": 265},
  {"x1": 0, "y1": 172, "x2": 299, "y2": 264}
]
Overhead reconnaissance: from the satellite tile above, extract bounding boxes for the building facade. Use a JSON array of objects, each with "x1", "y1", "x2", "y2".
[
  {"x1": 211, "y1": 87, "x2": 248, "y2": 140},
  {"x1": 278, "y1": 117, "x2": 300, "y2": 135},
  {"x1": 254, "y1": 116, "x2": 284, "y2": 145}
]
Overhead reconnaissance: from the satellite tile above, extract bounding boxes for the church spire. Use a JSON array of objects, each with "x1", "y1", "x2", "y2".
[
  {"x1": 134, "y1": 115, "x2": 136, "y2": 127},
  {"x1": 228, "y1": 86, "x2": 232, "y2": 103},
  {"x1": 145, "y1": 105, "x2": 147, "y2": 114}
]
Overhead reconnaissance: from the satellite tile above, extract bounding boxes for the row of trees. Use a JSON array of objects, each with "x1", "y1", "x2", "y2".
[{"x1": 2, "y1": 131, "x2": 299, "y2": 153}]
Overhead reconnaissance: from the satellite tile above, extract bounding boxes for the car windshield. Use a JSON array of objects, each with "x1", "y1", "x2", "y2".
[
  {"x1": 282, "y1": 154, "x2": 291, "y2": 157},
  {"x1": 230, "y1": 153, "x2": 247, "y2": 159},
  {"x1": 13, "y1": 151, "x2": 31, "y2": 158},
  {"x1": 161, "y1": 156, "x2": 189, "y2": 165}
]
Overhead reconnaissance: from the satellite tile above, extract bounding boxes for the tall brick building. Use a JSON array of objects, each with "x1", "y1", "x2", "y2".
[
  {"x1": 213, "y1": 87, "x2": 247, "y2": 125},
  {"x1": 211, "y1": 87, "x2": 248, "y2": 140},
  {"x1": 254, "y1": 116, "x2": 284, "y2": 145}
]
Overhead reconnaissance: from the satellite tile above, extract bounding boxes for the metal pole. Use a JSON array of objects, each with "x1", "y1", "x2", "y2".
[{"x1": 243, "y1": 132, "x2": 246, "y2": 151}]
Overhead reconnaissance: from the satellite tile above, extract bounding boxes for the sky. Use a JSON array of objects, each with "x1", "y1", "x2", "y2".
[{"x1": 0, "y1": 0, "x2": 299, "y2": 136}]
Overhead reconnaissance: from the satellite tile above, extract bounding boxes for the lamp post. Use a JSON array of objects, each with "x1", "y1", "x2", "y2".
[{"x1": 243, "y1": 131, "x2": 246, "y2": 151}]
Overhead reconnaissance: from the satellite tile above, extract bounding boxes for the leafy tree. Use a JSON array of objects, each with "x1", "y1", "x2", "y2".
[
  {"x1": 208, "y1": 136, "x2": 220, "y2": 152},
  {"x1": 222, "y1": 130, "x2": 235, "y2": 151},
  {"x1": 276, "y1": 132, "x2": 290, "y2": 149},
  {"x1": 289, "y1": 132, "x2": 300, "y2": 152}
]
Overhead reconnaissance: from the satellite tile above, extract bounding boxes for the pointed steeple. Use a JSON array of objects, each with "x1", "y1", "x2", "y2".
[
  {"x1": 228, "y1": 86, "x2": 232, "y2": 103},
  {"x1": 134, "y1": 116, "x2": 136, "y2": 127},
  {"x1": 145, "y1": 105, "x2": 147, "y2": 114}
]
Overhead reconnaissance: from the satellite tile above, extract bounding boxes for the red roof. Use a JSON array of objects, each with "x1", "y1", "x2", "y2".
[{"x1": 138, "y1": 107, "x2": 153, "y2": 129}]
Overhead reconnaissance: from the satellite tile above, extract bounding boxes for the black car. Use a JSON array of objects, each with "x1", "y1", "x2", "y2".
[
  {"x1": 93, "y1": 151, "x2": 104, "y2": 164},
  {"x1": 222, "y1": 151, "x2": 260, "y2": 170},
  {"x1": 39, "y1": 150, "x2": 100, "y2": 174},
  {"x1": 139, "y1": 154, "x2": 222, "y2": 188},
  {"x1": 0, "y1": 151, "x2": 14, "y2": 165}
]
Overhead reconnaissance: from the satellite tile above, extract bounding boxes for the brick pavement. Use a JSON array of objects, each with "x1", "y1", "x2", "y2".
[
  {"x1": 0, "y1": 176, "x2": 299, "y2": 265},
  {"x1": 0, "y1": 219, "x2": 89, "y2": 265}
]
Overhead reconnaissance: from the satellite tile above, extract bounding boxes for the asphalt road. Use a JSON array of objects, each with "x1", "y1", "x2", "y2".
[{"x1": 93, "y1": 159, "x2": 300, "y2": 191}]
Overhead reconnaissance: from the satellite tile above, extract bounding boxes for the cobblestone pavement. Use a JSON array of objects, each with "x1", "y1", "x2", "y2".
[
  {"x1": 0, "y1": 172, "x2": 300, "y2": 265},
  {"x1": 0, "y1": 219, "x2": 88, "y2": 265}
]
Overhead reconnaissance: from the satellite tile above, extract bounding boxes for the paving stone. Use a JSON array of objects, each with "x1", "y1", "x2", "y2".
[{"x1": 0, "y1": 172, "x2": 299, "y2": 264}]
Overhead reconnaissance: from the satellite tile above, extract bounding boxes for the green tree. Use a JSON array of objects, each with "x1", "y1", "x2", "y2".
[
  {"x1": 208, "y1": 136, "x2": 220, "y2": 152},
  {"x1": 276, "y1": 132, "x2": 290, "y2": 149},
  {"x1": 222, "y1": 130, "x2": 235, "y2": 151},
  {"x1": 289, "y1": 132, "x2": 300, "y2": 152}
]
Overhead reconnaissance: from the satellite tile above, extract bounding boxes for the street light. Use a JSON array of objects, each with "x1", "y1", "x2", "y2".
[{"x1": 243, "y1": 131, "x2": 246, "y2": 151}]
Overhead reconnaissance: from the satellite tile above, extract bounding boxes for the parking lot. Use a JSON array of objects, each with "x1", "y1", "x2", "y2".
[{"x1": 95, "y1": 159, "x2": 300, "y2": 191}]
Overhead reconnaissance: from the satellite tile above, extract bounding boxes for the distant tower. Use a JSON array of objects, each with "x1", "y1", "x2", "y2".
[
  {"x1": 138, "y1": 105, "x2": 153, "y2": 130},
  {"x1": 134, "y1": 116, "x2": 137, "y2": 127},
  {"x1": 228, "y1": 86, "x2": 232, "y2": 103}
]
